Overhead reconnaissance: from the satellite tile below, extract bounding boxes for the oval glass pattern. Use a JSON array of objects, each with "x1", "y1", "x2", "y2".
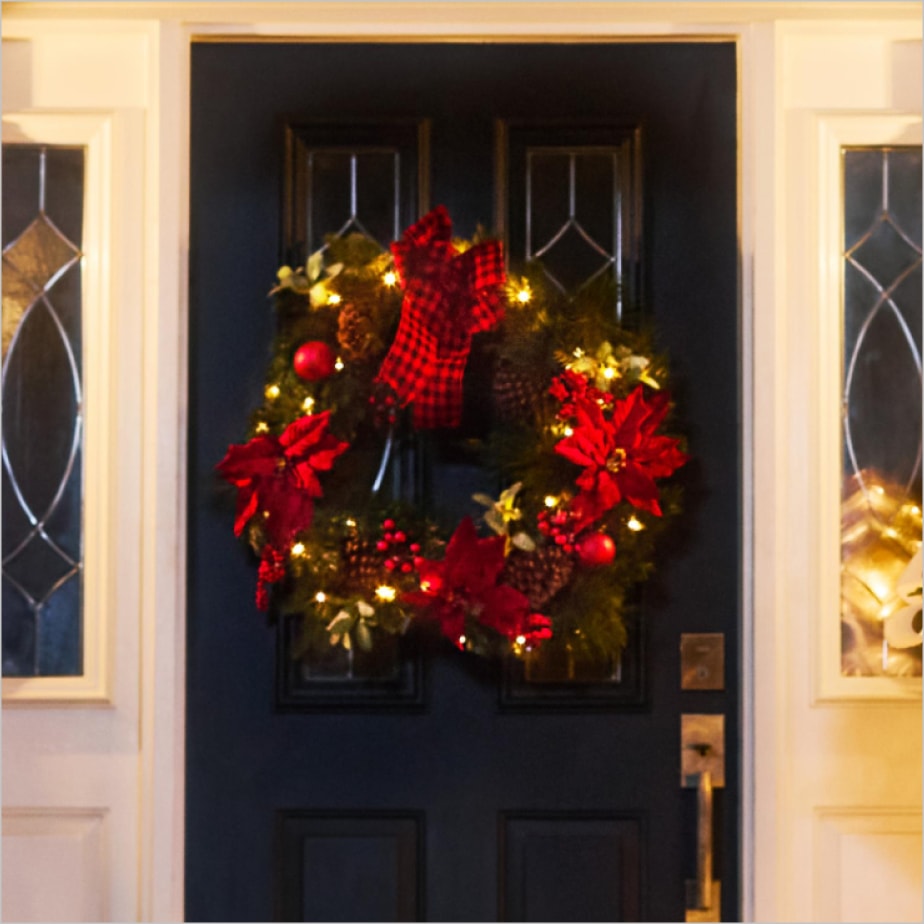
[
  {"x1": 840, "y1": 146, "x2": 923, "y2": 678},
  {"x1": 1, "y1": 145, "x2": 85, "y2": 677}
]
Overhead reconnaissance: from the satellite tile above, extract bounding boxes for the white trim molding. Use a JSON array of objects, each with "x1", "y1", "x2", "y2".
[
  {"x1": 814, "y1": 807, "x2": 923, "y2": 922},
  {"x1": 2, "y1": 23, "x2": 155, "y2": 924},
  {"x1": 2, "y1": 109, "x2": 143, "y2": 706},
  {"x1": 809, "y1": 110, "x2": 922, "y2": 704},
  {"x1": 1, "y1": 808, "x2": 109, "y2": 922},
  {"x1": 761, "y1": 20, "x2": 922, "y2": 921}
]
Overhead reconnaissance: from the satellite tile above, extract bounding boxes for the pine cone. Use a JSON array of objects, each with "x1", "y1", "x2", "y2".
[
  {"x1": 337, "y1": 303, "x2": 377, "y2": 360},
  {"x1": 341, "y1": 535, "x2": 385, "y2": 594},
  {"x1": 493, "y1": 359, "x2": 544, "y2": 422},
  {"x1": 503, "y1": 544, "x2": 575, "y2": 610}
]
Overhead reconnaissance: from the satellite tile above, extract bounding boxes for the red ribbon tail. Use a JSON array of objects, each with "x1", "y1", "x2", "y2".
[{"x1": 411, "y1": 347, "x2": 468, "y2": 428}]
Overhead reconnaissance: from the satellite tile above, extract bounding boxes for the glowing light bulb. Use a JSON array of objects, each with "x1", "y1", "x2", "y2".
[
  {"x1": 302, "y1": 396, "x2": 315, "y2": 413},
  {"x1": 383, "y1": 271, "x2": 398, "y2": 287},
  {"x1": 544, "y1": 495, "x2": 559, "y2": 508},
  {"x1": 911, "y1": 506, "x2": 921, "y2": 517},
  {"x1": 603, "y1": 367, "x2": 616, "y2": 380},
  {"x1": 458, "y1": 635, "x2": 467, "y2": 646},
  {"x1": 334, "y1": 357, "x2": 345, "y2": 372},
  {"x1": 563, "y1": 426, "x2": 574, "y2": 437},
  {"x1": 515, "y1": 635, "x2": 527, "y2": 646},
  {"x1": 345, "y1": 518, "x2": 357, "y2": 528},
  {"x1": 516, "y1": 287, "x2": 531, "y2": 304},
  {"x1": 375, "y1": 585, "x2": 397, "y2": 602},
  {"x1": 327, "y1": 293, "x2": 342, "y2": 306},
  {"x1": 627, "y1": 516, "x2": 644, "y2": 532},
  {"x1": 291, "y1": 542, "x2": 306, "y2": 556},
  {"x1": 254, "y1": 421, "x2": 269, "y2": 434},
  {"x1": 265, "y1": 384, "x2": 281, "y2": 399},
  {"x1": 315, "y1": 591, "x2": 327, "y2": 604}
]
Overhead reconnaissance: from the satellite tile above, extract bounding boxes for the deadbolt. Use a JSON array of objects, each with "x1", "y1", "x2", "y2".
[{"x1": 680, "y1": 633, "x2": 725, "y2": 690}]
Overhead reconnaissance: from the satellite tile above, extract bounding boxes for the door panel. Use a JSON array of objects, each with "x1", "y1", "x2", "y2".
[
  {"x1": 188, "y1": 42, "x2": 738, "y2": 921},
  {"x1": 275, "y1": 812, "x2": 423, "y2": 921},
  {"x1": 499, "y1": 813, "x2": 642, "y2": 922}
]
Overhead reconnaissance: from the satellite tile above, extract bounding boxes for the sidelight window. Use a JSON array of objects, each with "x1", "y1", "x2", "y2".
[
  {"x1": 2, "y1": 144, "x2": 85, "y2": 677},
  {"x1": 840, "y1": 146, "x2": 922, "y2": 678}
]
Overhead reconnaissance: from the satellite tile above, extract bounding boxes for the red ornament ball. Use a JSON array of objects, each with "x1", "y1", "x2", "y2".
[
  {"x1": 419, "y1": 569, "x2": 443, "y2": 595},
  {"x1": 293, "y1": 341, "x2": 336, "y2": 381},
  {"x1": 576, "y1": 532, "x2": 616, "y2": 567}
]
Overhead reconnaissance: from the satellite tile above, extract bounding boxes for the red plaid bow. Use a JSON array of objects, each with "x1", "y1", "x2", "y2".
[{"x1": 375, "y1": 205, "x2": 506, "y2": 429}]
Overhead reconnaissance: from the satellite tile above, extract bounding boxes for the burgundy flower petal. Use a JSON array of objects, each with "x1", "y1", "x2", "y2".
[
  {"x1": 478, "y1": 584, "x2": 532, "y2": 639},
  {"x1": 442, "y1": 517, "x2": 506, "y2": 593},
  {"x1": 216, "y1": 436, "x2": 280, "y2": 485},
  {"x1": 279, "y1": 411, "x2": 334, "y2": 455},
  {"x1": 232, "y1": 485, "x2": 259, "y2": 537},
  {"x1": 618, "y1": 465, "x2": 663, "y2": 516}
]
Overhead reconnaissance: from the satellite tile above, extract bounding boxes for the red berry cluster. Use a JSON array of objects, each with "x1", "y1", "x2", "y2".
[
  {"x1": 376, "y1": 518, "x2": 422, "y2": 576},
  {"x1": 256, "y1": 547, "x2": 287, "y2": 611},
  {"x1": 369, "y1": 383, "x2": 400, "y2": 428},
  {"x1": 549, "y1": 370, "x2": 615, "y2": 420},
  {"x1": 536, "y1": 505, "x2": 581, "y2": 554}
]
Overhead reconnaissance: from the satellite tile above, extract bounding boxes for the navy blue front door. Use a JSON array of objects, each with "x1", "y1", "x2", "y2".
[{"x1": 187, "y1": 42, "x2": 739, "y2": 922}]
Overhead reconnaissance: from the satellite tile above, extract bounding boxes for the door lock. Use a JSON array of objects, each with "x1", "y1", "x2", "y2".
[{"x1": 680, "y1": 633, "x2": 725, "y2": 690}]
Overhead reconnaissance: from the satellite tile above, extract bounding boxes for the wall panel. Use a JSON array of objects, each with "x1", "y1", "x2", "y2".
[{"x1": 1, "y1": 809, "x2": 107, "y2": 922}]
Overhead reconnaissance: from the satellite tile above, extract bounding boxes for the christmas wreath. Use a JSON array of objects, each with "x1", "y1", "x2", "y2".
[{"x1": 217, "y1": 205, "x2": 687, "y2": 665}]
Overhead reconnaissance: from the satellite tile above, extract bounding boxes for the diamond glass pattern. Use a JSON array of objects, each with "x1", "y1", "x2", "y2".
[
  {"x1": 2, "y1": 144, "x2": 85, "y2": 677},
  {"x1": 306, "y1": 150, "x2": 401, "y2": 259},
  {"x1": 840, "y1": 146, "x2": 922, "y2": 678},
  {"x1": 527, "y1": 150, "x2": 620, "y2": 300},
  {"x1": 2, "y1": 260, "x2": 35, "y2": 359},
  {"x1": 4, "y1": 215, "x2": 80, "y2": 293}
]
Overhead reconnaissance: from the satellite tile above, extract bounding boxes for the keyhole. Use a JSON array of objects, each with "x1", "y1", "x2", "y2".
[{"x1": 687, "y1": 743, "x2": 712, "y2": 758}]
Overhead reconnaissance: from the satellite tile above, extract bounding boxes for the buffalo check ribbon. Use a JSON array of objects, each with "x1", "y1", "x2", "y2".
[{"x1": 375, "y1": 205, "x2": 506, "y2": 429}]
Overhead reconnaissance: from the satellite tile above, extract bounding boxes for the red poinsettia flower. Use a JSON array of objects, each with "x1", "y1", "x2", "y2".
[
  {"x1": 403, "y1": 517, "x2": 552, "y2": 649},
  {"x1": 555, "y1": 385, "x2": 687, "y2": 526},
  {"x1": 216, "y1": 411, "x2": 349, "y2": 549}
]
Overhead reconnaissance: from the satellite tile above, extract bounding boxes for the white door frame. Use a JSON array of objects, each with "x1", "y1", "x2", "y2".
[{"x1": 3, "y1": 5, "x2": 920, "y2": 922}]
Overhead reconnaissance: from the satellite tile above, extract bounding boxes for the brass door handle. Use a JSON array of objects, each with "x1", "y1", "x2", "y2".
[
  {"x1": 688, "y1": 770, "x2": 714, "y2": 911},
  {"x1": 681, "y1": 715, "x2": 723, "y2": 922}
]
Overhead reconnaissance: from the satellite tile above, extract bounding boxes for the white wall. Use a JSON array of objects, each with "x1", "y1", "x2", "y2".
[
  {"x1": 753, "y1": 20, "x2": 923, "y2": 921},
  {"x1": 2, "y1": 4, "x2": 920, "y2": 921},
  {"x1": 2, "y1": 15, "x2": 186, "y2": 922}
]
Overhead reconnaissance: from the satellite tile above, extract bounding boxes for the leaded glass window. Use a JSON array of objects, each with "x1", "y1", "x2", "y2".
[
  {"x1": 2, "y1": 144, "x2": 85, "y2": 676},
  {"x1": 527, "y1": 149, "x2": 630, "y2": 305},
  {"x1": 840, "y1": 146, "x2": 923, "y2": 677}
]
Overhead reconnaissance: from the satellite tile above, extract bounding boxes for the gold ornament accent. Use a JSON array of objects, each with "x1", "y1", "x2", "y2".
[
  {"x1": 841, "y1": 472, "x2": 922, "y2": 677},
  {"x1": 606, "y1": 448, "x2": 627, "y2": 474}
]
